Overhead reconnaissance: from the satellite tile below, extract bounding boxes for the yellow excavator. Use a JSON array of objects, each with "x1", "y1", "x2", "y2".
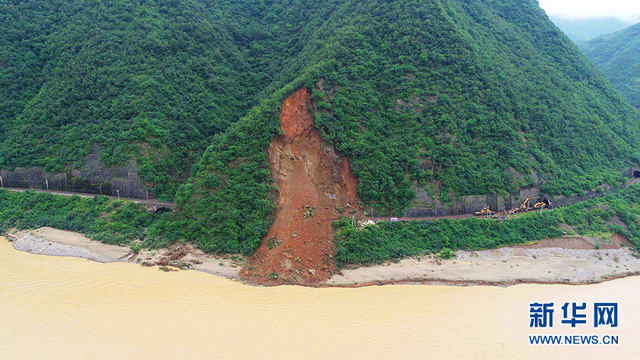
[
  {"x1": 534, "y1": 201, "x2": 547, "y2": 209},
  {"x1": 475, "y1": 207, "x2": 494, "y2": 216},
  {"x1": 513, "y1": 197, "x2": 530, "y2": 213},
  {"x1": 476, "y1": 197, "x2": 542, "y2": 217}
]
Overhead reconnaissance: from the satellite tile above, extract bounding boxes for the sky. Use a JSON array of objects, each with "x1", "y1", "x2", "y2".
[{"x1": 538, "y1": 0, "x2": 640, "y2": 22}]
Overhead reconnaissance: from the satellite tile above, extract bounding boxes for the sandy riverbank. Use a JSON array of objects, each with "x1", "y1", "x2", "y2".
[
  {"x1": 7, "y1": 227, "x2": 242, "y2": 280},
  {"x1": 7, "y1": 227, "x2": 640, "y2": 287},
  {"x1": 10, "y1": 228, "x2": 130, "y2": 263},
  {"x1": 326, "y1": 237, "x2": 640, "y2": 286}
]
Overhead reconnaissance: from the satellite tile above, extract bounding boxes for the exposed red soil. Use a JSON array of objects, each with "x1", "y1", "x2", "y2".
[
  {"x1": 241, "y1": 87, "x2": 361, "y2": 285},
  {"x1": 610, "y1": 233, "x2": 634, "y2": 248}
]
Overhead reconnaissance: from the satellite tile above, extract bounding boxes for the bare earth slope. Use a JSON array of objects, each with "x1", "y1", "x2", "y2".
[{"x1": 241, "y1": 88, "x2": 362, "y2": 285}]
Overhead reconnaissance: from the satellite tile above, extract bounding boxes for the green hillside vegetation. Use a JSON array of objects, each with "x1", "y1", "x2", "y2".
[
  {"x1": 580, "y1": 22, "x2": 640, "y2": 110},
  {"x1": 3, "y1": 0, "x2": 640, "y2": 254},
  {"x1": 334, "y1": 184, "x2": 640, "y2": 266},
  {"x1": 0, "y1": 190, "x2": 166, "y2": 246},
  {"x1": 0, "y1": 0, "x2": 322, "y2": 199},
  {"x1": 177, "y1": 0, "x2": 640, "y2": 254}
]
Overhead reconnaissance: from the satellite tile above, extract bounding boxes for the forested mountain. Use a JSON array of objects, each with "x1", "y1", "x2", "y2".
[
  {"x1": 0, "y1": 0, "x2": 316, "y2": 197},
  {"x1": 177, "y1": 0, "x2": 640, "y2": 253},
  {"x1": 3, "y1": 0, "x2": 640, "y2": 254},
  {"x1": 580, "y1": 22, "x2": 640, "y2": 110}
]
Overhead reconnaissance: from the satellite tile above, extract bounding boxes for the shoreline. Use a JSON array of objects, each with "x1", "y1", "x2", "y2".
[
  {"x1": 322, "y1": 271, "x2": 640, "y2": 288},
  {"x1": 6, "y1": 227, "x2": 640, "y2": 288},
  {"x1": 326, "y1": 236, "x2": 640, "y2": 287},
  {"x1": 6, "y1": 227, "x2": 243, "y2": 280},
  {"x1": 10, "y1": 229, "x2": 132, "y2": 264}
]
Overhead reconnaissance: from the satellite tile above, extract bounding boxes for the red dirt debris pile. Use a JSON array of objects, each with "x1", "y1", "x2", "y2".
[{"x1": 241, "y1": 87, "x2": 361, "y2": 285}]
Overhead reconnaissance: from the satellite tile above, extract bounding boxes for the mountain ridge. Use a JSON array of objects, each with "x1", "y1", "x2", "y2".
[
  {"x1": 176, "y1": 0, "x2": 640, "y2": 254},
  {"x1": 549, "y1": 16, "x2": 636, "y2": 43},
  {"x1": 580, "y1": 22, "x2": 640, "y2": 111}
]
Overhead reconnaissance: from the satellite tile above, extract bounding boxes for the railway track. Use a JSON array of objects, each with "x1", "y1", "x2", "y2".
[{"x1": 0, "y1": 187, "x2": 174, "y2": 211}]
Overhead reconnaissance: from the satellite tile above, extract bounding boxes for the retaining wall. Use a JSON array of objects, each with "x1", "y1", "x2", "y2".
[
  {"x1": 0, "y1": 146, "x2": 149, "y2": 199},
  {"x1": 404, "y1": 167, "x2": 637, "y2": 217}
]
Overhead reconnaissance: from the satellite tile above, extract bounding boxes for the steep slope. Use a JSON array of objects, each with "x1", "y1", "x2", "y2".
[
  {"x1": 0, "y1": 1, "x2": 253, "y2": 198},
  {"x1": 0, "y1": 0, "x2": 320, "y2": 199},
  {"x1": 581, "y1": 23, "x2": 640, "y2": 110},
  {"x1": 4, "y1": 0, "x2": 640, "y2": 260},
  {"x1": 241, "y1": 88, "x2": 361, "y2": 285},
  {"x1": 177, "y1": 0, "x2": 640, "y2": 256}
]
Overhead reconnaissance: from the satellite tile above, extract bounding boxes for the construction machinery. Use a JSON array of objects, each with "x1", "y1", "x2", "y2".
[
  {"x1": 510, "y1": 197, "x2": 550, "y2": 215},
  {"x1": 474, "y1": 207, "x2": 494, "y2": 217},
  {"x1": 506, "y1": 197, "x2": 531, "y2": 215},
  {"x1": 475, "y1": 197, "x2": 548, "y2": 218},
  {"x1": 517, "y1": 197, "x2": 530, "y2": 212},
  {"x1": 534, "y1": 201, "x2": 547, "y2": 209}
]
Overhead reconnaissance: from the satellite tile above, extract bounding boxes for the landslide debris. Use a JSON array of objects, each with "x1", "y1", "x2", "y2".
[{"x1": 241, "y1": 88, "x2": 361, "y2": 285}]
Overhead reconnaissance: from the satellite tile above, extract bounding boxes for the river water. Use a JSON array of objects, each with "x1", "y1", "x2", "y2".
[{"x1": 0, "y1": 238, "x2": 637, "y2": 359}]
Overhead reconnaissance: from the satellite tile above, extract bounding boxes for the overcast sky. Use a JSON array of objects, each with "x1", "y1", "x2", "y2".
[{"x1": 538, "y1": 0, "x2": 640, "y2": 21}]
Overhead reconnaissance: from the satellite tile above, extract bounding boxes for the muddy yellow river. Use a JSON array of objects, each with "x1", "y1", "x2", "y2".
[{"x1": 1, "y1": 239, "x2": 638, "y2": 359}]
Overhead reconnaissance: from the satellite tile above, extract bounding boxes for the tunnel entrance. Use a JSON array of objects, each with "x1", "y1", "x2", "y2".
[
  {"x1": 633, "y1": 170, "x2": 640, "y2": 178},
  {"x1": 534, "y1": 197, "x2": 552, "y2": 210},
  {"x1": 154, "y1": 207, "x2": 172, "y2": 214}
]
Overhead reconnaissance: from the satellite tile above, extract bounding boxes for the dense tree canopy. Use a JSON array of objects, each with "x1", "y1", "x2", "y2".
[
  {"x1": 2, "y1": 0, "x2": 640, "y2": 253},
  {"x1": 0, "y1": 0, "x2": 316, "y2": 198},
  {"x1": 177, "y1": 0, "x2": 640, "y2": 253}
]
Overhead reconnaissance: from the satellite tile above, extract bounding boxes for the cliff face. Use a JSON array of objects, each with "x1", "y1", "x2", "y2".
[{"x1": 241, "y1": 88, "x2": 361, "y2": 285}]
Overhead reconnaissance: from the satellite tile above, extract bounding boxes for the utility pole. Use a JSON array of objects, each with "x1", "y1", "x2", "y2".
[
  {"x1": 116, "y1": 189, "x2": 120, "y2": 200},
  {"x1": 45, "y1": 179, "x2": 49, "y2": 191},
  {"x1": 145, "y1": 189, "x2": 148, "y2": 200},
  {"x1": 0, "y1": 176, "x2": 3, "y2": 188},
  {"x1": 98, "y1": 185, "x2": 102, "y2": 196}
]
